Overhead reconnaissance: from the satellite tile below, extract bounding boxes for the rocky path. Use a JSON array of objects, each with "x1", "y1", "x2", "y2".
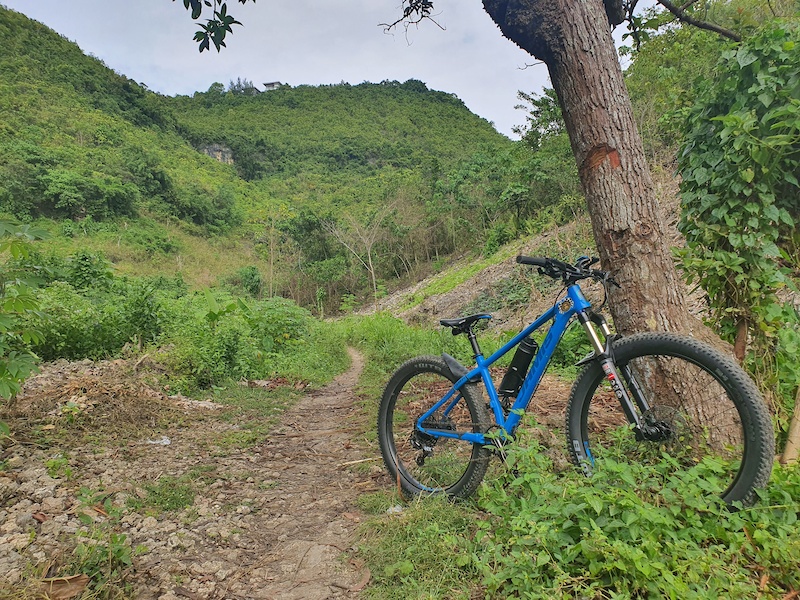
[
  {"x1": 138, "y1": 347, "x2": 373, "y2": 600},
  {"x1": 1, "y1": 348, "x2": 378, "y2": 600}
]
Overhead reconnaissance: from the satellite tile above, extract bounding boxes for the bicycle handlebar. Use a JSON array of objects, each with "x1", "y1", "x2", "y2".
[{"x1": 516, "y1": 255, "x2": 619, "y2": 287}]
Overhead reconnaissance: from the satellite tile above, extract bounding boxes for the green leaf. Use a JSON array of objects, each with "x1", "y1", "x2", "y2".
[
  {"x1": 693, "y1": 167, "x2": 709, "y2": 186},
  {"x1": 779, "y1": 210, "x2": 794, "y2": 226},
  {"x1": 535, "y1": 552, "x2": 549, "y2": 567},
  {"x1": 588, "y1": 496, "x2": 603, "y2": 515},
  {"x1": 763, "y1": 242, "x2": 781, "y2": 257}
]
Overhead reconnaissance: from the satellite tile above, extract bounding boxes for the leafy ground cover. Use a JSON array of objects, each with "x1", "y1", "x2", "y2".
[
  {"x1": 345, "y1": 315, "x2": 800, "y2": 600},
  {"x1": 354, "y1": 424, "x2": 800, "y2": 599}
]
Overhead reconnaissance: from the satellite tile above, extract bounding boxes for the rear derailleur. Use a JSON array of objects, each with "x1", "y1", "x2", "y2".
[{"x1": 409, "y1": 414, "x2": 454, "y2": 466}]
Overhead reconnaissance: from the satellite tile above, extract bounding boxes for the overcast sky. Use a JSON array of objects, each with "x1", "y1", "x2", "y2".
[{"x1": 2, "y1": 0, "x2": 565, "y2": 138}]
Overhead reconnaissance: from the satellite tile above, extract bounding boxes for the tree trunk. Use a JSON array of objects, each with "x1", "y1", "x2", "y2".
[
  {"x1": 482, "y1": 0, "x2": 709, "y2": 339},
  {"x1": 734, "y1": 317, "x2": 749, "y2": 363},
  {"x1": 781, "y1": 386, "x2": 800, "y2": 465}
]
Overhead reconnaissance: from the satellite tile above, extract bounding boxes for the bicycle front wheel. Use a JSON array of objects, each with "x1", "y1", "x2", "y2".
[
  {"x1": 566, "y1": 333, "x2": 774, "y2": 506},
  {"x1": 378, "y1": 355, "x2": 491, "y2": 499}
]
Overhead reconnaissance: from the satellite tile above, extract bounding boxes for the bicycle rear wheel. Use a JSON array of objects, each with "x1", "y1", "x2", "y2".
[
  {"x1": 566, "y1": 333, "x2": 774, "y2": 506},
  {"x1": 378, "y1": 355, "x2": 491, "y2": 499}
]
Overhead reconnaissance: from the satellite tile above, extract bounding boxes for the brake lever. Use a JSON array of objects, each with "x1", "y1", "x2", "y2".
[
  {"x1": 575, "y1": 256, "x2": 600, "y2": 270},
  {"x1": 540, "y1": 266, "x2": 561, "y2": 280}
]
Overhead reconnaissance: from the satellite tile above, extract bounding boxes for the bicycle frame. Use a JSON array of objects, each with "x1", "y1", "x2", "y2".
[{"x1": 416, "y1": 283, "x2": 601, "y2": 444}]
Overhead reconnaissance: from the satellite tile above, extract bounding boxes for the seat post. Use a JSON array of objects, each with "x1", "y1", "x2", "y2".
[{"x1": 466, "y1": 328, "x2": 482, "y2": 358}]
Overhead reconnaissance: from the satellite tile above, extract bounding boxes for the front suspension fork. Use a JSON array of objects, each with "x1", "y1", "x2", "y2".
[{"x1": 577, "y1": 311, "x2": 652, "y2": 432}]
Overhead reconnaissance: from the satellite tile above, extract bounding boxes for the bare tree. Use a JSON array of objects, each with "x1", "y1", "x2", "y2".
[{"x1": 324, "y1": 202, "x2": 396, "y2": 309}]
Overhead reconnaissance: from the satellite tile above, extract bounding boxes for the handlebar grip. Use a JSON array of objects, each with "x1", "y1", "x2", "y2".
[{"x1": 516, "y1": 255, "x2": 548, "y2": 267}]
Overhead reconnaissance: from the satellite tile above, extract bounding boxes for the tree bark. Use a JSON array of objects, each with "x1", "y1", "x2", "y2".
[
  {"x1": 482, "y1": 0, "x2": 708, "y2": 339},
  {"x1": 781, "y1": 386, "x2": 800, "y2": 465},
  {"x1": 734, "y1": 317, "x2": 749, "y2": 363}
]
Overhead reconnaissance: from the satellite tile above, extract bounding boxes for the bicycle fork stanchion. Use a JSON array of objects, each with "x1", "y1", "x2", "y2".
[
  {"x1": 577, "y1": 310, "x2": 647, "y2": 432},
  {"x1": 576, "y1": 310, "x2": 666, "y2": 441}
]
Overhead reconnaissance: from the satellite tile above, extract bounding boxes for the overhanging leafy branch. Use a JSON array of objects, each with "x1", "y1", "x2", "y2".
[
  {"x1": 656, "y1": 0, "x2": 742, "y2": 41},
  {"x1": 175, "y1": 0, "x2": 747, "y2": 52},
  {"x1": 174, "y1": 0, "x2": 254, "y2": 52}
]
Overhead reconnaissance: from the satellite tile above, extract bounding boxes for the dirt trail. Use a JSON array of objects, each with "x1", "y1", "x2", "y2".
[
  {"x1": 232, "y1": 347, "x2": 373, "y2": 600},
  {"x1": 1, "y1": 348, "x2": 378, "y2": 600}
]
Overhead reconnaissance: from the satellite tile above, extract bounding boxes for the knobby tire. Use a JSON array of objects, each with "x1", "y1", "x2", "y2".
[
  {"x1": 566, "y1": 332, "x2": 774, "y2": 506},
  {"x1": 378, "y1": 355, "x2": 491, "y2": 499}
]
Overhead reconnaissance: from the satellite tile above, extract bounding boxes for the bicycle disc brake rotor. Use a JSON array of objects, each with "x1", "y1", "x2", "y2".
[{"x1": 637, "y1": 405, "x2": 686, "y2": 442}]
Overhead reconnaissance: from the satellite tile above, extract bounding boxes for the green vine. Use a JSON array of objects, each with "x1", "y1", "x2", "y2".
[{"x1": 677, "y1": 21, "x2": 800, "y2": 418}]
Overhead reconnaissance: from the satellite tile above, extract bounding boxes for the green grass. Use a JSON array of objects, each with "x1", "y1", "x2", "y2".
[
  {"x1": 395, "y1": 217, "x2": 595, "y2": 315},
  {"x1": 399, "y1": 245, "x2": 519, "y2": 312},
  {"x1": 30, "y1": 216, "x2": 267, "y2": 290},
  {"x1": 129, "y1": 475, "x2": 196, "y2": 513},
  {"x1": 356, "y1": 494, "x2": 483, "y2": 600}
]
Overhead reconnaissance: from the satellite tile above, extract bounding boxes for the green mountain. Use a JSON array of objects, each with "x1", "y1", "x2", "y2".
[
  {"x1": 0, "y1": 5, "x2": 531, "y2": 309},
  {"x1": 175, "y1": 79, "x2": 507, "y2": 181}
]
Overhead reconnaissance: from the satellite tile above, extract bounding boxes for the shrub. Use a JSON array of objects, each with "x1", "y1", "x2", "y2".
[
  {"x1": 30, "y1": 278, "x2": 165, "y2": 360},
  {"x1": 483, "y1": 221, "x2": 512, "y2": 256},
  {"x1": 31, "y1": 282, "x2": 116, "y2": 360},
  {"x1": 41, "y1": 169, "x2": 138, "y2": 219},
  {"x1": 0, "y1": 221, "x2": 47, "y2": 399},
  {"x1": 677, "y1": 22, "x2": 800, "y2": 418},
  {"x1": 65, "y1": 249, "x2": 114, "y2": 290},
  {"x1": 162, "y1": 310, "x2": 259, "y2": 391},
  {"x1": 238, "y1": 296, "x2": 311, "y2": 354},
  {"x1": 159, "y1": 294, "x2": 314, "y2": 391},
  {"x1": 226, "y1": 265, "x2": 263, "y2": 298},
  {"x1": 473, "y1": 437, "x2": 800, "y2": 599}
]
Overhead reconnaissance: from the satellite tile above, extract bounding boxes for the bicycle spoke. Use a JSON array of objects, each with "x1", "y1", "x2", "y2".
[
  {"x1": 378, "y1": 356, "x2": 490, "y2": 499},
  {"x1": 567, "y1": 333, "x2": 773, "y2": 506}
]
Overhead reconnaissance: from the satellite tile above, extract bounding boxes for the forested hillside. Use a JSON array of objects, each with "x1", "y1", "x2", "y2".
[
  {"x1": 0, "y1": 7, "x2": 248, "y2": 244},
  {"x1": 2, "y1": 5, "x2": 561, "y2": 312},
  {"x1": 174, "y1": 79, "x2": 506, "y2": 180}
]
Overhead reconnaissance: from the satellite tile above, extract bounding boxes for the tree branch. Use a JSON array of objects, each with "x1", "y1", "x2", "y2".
[
  {"x1": 175, "y1": 0, "x2": 254, "y2": 52},
  {"x1": 379, "y1": 0, "x2": 444, "y2": 33},
  {"x1": 656, "y1": 0, "x2": 742, "y2": 42}
]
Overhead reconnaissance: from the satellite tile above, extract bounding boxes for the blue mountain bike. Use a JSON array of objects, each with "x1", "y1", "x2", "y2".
[{"x1": 378, "y1": 256, "x2": 775, "y2": 506}]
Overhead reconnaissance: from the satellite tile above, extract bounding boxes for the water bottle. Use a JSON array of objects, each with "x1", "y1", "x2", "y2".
[{"x1": 498, "y1": 336, "x2": 538, "y2": 399}]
